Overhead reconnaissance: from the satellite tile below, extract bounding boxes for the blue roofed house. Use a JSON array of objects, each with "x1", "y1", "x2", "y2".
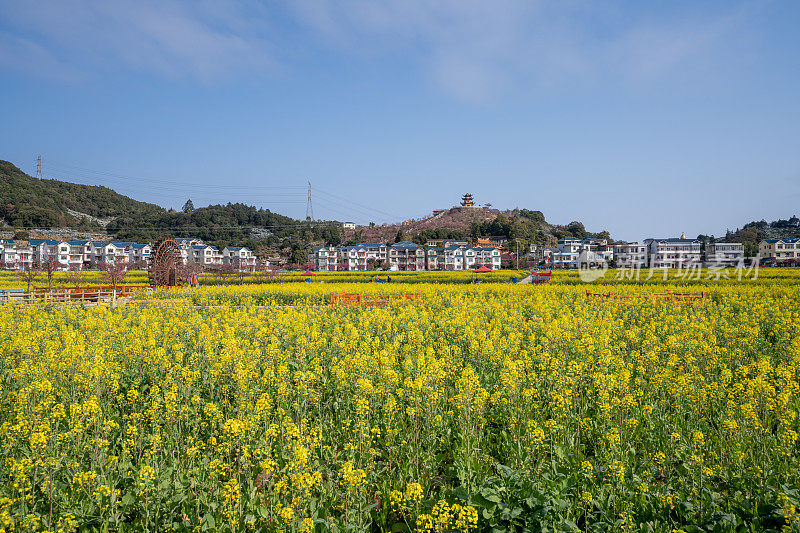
[
  {"x1": 312, "y1": 246, "x2": 338, "y2": 271},
  {"x1": 29, "y1": 239, "x2": 70, "y2": 269},
  {"x1": 66, "y1": 240, "x2": 92, "y2": 269},
  {"x1": 189, "y1": 244, "x2": 222, "y2": 266},
  {"x1": 759, "y1": 238, "x2": 800, "y2": 262},
  {"x1": 91, "y1": 241, "x2": 128, "y2": 265},
  {"x1": 129, "y1": 243, "x2": 152, "y2": 265},
  {"x1": 388, "y1": 242, "x2": 425, "y2": 271},
  {"x1": 472, "y1": 246, "x2": 502, "y2": 269},
  {"x1": 223, "y1": 246, "x2": 256, "y2": 271},
  {"x1": 0, "y1": 239, "x2": 18, "y2": 267}
]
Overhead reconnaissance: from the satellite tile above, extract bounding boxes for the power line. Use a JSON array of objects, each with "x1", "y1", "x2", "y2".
[
  {"x1": 34, "y1": 157, "x2": 426, "y2": 225},
  {"x1": 315, "y1": 187, "x2": 402, "y2": 220}
]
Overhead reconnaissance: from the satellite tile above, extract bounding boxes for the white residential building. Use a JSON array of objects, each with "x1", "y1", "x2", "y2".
[
  {"x1": 312, "y1": 246, "x2": 339, "y2": 271},
  {"x1": 613, "y1": 242, "x2": 648, "y2": 268},
  {"x1": 223, "y1": 246, "x2": 257, "y2": 271},
  {"x1": 442, "y1": 241, "x2": 469, "y2": 271},
  {"x1": 473, "y1": 247, "x2": 502, "y2": 269},
  {"x1": 0, "y1": 239, "x2": 18, "y2": 266},
  {"x1": 425, "y1": 247, "x2": 443, "y2": 270},
  {"x1": 337, "y1": 244, "x2": 379, "y2": 271},
  {"x1": 705, "y1": 242, "x2": 744, "y2": 266},
  {"x1": 129, "y1": 243, "x2": 152, "y2": 264},
  {"x1": 527, "y1": 244, "x2": 554, "y2": 266},
  {"x1": 645, "y1": 237, "x2": 702, "y2": 268},
  {"x1": 388, "y1": 242, "x2": 425, "y2": 271},
  {"x1": 66, "y1": 240, "x2": 92, "y2": 269},
  {"x1": 91, "y1": 242, "x2": 128, "y2": 265},
  {"x1": 552, "y1": 238, "x2": 583, "y2": 268},
  {"x1": 189, "y1": 244, "x2": 223, "y2": 266},
  {"x1": 552, "y1": 238, "x2": 613, "y2": 268}
]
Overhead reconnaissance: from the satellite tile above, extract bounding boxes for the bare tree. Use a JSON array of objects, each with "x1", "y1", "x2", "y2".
[
  {"x1": 179, "y1": 262, "x2": 203, "y2": 287},
  {"x1": 65, "y1": 266, "x2": 87, "y2": 287},
  {"x1": 215, "y1": 263, "x2": 236, "y2": 285},
  {"x1": 17, "y1": 261, "x2": 40, "y2": 293},
  {"x1": 41, "y1": 258, "x2": 61, "y2": 292},
  {"x1": 99, "y1": 261, "x2": 129, "y2": 306},
  {"x1": 234, "y1": 265, "x2": 249, "y2": 285}
]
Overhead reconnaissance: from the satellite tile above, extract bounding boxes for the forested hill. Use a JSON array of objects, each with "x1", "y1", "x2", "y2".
[
  {"x1": 0, "y1": 160, "x2": 164, "y2": 229},
  {"x1": 726, "y1": 215, "x2": 800, "y2": 255},
  {"x1": 108, "y1": 203, "x2": 342, "y2": 251},
  {"x1": 0, "y1": 160, "x2": 341, "y2": 252}
]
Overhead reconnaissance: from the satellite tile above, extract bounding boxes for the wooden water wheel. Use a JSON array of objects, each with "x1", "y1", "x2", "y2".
[{"x1": 148, "y1": 238, "x2": 183, "y2": 287}]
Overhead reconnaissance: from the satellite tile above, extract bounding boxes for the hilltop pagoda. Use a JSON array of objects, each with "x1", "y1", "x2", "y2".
[{"x1": 461, "y1": 193, "x2": 475, "y2": 207}]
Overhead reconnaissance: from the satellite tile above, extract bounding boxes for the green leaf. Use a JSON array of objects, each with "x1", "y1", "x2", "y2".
[{"x1": 201, "y1": 513, "x2": 216, "y2": 531}]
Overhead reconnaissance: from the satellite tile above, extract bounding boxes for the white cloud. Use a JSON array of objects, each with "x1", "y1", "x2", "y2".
[
  {"x1": 0, "y1": 0, "x2": 275, "y2": 83},
  {"x1": 289, "y1": 0, "x2": 756, "y2": 102},
  {"x1": 0, "y1": 0, "x2": 757, "y2": 99},
  {"x1": 0, "y1": 31, "x2": 81, "y2": 82}
]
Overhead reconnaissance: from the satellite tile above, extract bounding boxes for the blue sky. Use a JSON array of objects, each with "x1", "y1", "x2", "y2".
[{"x1": 1, "y1": 0, "x2": 798, "y2": 241}]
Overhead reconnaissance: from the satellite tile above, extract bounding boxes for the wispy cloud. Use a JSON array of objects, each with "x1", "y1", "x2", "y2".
[
  {"x1": 289, "y1": 0, "x2": 757, "y2": 102},
  {"x1": 0, "y1": 0, "x2": 275, "y2": 83},
  {"x1": 0, "y1": 31, "x2": 82, "y2": 83},
  {"x1": 0, "y1": 0, "x2": 758, "y2": 99}
]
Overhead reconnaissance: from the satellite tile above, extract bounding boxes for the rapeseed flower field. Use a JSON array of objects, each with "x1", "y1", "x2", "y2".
[{"x1": 0, "y1": 270, "x2": 799, "y2": 532}]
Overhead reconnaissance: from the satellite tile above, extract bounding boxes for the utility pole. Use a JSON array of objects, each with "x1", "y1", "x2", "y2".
[
  {"x1": 306, "y1": 181, "x2": 314, "y2": 221},
  {"x1": 36, "y1": 156, "x2": 42, "y2": 180},
  {"x1": 516, "y1": 241, "x2": 519, "y2": 269}
]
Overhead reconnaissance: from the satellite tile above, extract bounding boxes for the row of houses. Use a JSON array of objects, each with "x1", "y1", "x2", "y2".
[
  {"x1": 312, "y1": 236, "x2": 753, "y2": 272},
  {"x1": 0, "y1": 237, "x2": 257, "y2": 271},
  {"x1": 312, "y1": 241, "x2": 502, "y2": 271},
  {"x1": 528, "y1": 237, "x2": 747, "y2": 268}
]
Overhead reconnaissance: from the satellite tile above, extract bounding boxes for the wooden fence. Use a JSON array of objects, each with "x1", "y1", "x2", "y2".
[
  {"x1": 530, "y1": 271, "x2": 552, "y2": 284},
  {"x1": 585, "y1": 290, "x2": 707, "y2": 303},
  {"x1": 0, "y1": 285, "x2": 150, "y2": 305},
  {"x1": 330, "y1": 292, "x2": 422, "y2": 307}
]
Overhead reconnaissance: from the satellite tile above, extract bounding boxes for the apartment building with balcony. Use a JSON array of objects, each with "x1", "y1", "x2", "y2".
[
  {"x1": 189, "y1": 244, "x2": 223, "y2": 266},
  {"x1": 223, "y1": 246, "x2": 257, "y2": 271},
  {"x1": 644, "y1": 237, "x2": 702, "y2": 268},
  {"x1": 705, "y1": 242, "x2": 744, "y2": 266},
  {"x1": 129, "y1": 243, "x2": 152, "y2": 265},
  {"x1": 337, "y1": 243, "x2": 388, "y2": 271},
  {"x1": 552, "y1": 238, "x2": 588, "y2": 268},
  {"x1": 30, "y1": 239, "x2": 60, "y2": 264},
  {"x1": 388, "y1": 242, "x2": 425, "y2": 271},
  {"x1": 613, "y1": 242, "x2": 648, "y2": 268},
  {"x1": 311, "y1": 246, "x2": 339, "y2": 271},
  {"x1": 90, "y1": 242, "x2": 128, "y2": 265},
  {"x1": 0, "y1": 239, "x2": 18, "y2": 266},
  {"x1": 441, "y1": 241, "x2": 470, "y2": 271},
  {"x1": 424, "y1": 246, "x2": 448, "y2": 270},
  {"x1": 66, "y1": 240, "x2": 92, "y2": 269},
  {"x1": 15, "y1": 243, "x2": 34, "y2": 269},
  {"x1": 759, "y1": 238, "x2": 800, "y2": 261},
  {"x1": 473, "y1": 246, "x2": 502, "y2": 269}
]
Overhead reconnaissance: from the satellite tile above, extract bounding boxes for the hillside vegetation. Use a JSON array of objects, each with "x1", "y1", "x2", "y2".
[
  {"x1": 0, "y1": 161, "x2": 341, "y2": 254},
  {"x1": 726, "y1": 215, "x2": 800, "y2": 255},
  {"x1": 110, "y1": 203, "x2": 342, "y2": 255},
  {"x1": 0, "y1": 160, "x2": 164, "y2": 228},
  {"x1": 352, "y1": 206, "x2": 611, "y2": 248}
]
